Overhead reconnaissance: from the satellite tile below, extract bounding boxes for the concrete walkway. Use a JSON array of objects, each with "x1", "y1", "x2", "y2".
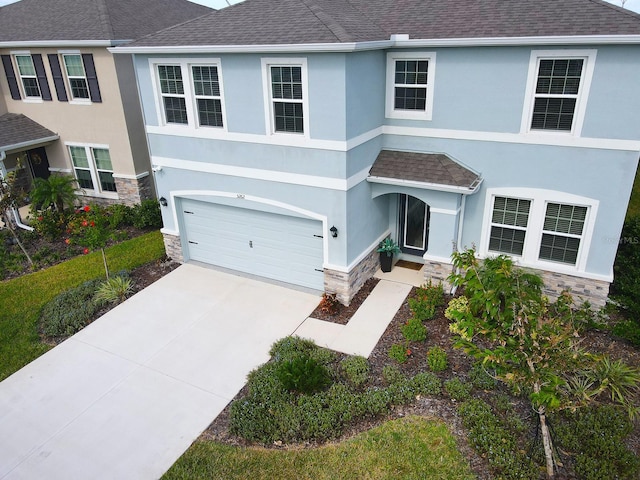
[
  {"x1": 0, "y1": 264, "x2": 320, "y2": 480},
  {"x1": 0, "y1": 263, "x2": 420, "y2": 480}
]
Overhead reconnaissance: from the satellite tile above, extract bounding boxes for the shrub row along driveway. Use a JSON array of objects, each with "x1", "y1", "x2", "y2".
[{"x1": 0, "y1": 264, "x2": 320, "y2": 480}]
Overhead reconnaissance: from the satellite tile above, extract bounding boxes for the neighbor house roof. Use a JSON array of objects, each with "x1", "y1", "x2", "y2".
[
  {"x1": 368, "y1": 150, "x2": 482, "y2": 193},
  {"x1": 123, "y1": 0, "x2": 640, "y2": 48},
  {"x1": 0, "y1": 0, "x2": 212, "y2": 44},
  {"x1": 0, "y1": 113, "x2": 58, "y2": 151}
]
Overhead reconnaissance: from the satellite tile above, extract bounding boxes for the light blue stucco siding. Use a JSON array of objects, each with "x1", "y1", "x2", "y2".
[
  {"x1": 345, "y1": 50, "x2": 385, "y2": 139},
  {"x1": 383, "y1": 134, "x2": 637, "y2": 276}
]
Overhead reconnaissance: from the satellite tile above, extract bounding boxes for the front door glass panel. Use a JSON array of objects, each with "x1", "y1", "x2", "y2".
[{"x1": 399, "y1": 194, "x2": 429, "y2": 255}]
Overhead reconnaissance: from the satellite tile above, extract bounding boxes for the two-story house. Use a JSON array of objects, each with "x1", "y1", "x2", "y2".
[
  {"x1": 0, "y1": 0, "x2": 211, "y2": 208},
  {"x1": 115, "y1": 0, "x2": 640, "y2": 307}
]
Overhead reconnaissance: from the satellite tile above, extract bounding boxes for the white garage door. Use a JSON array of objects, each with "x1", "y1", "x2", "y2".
[{"x1": 181, "y1": 199, "x2": 325, "y2": 290}]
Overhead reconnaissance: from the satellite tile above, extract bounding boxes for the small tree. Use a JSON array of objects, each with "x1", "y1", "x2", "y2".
[
  {"x1": 446, "y1": 249, "x2": 640, "y2": 479},
  {"x1": 0, "y1": 161, "x2": 34, "y2": 267},
  {"x1": 68, "y1": 205, "x2": 113, "y2": 279},
  {"x1": 30, "y1": 174, "x2": 78, "y2": 213}
]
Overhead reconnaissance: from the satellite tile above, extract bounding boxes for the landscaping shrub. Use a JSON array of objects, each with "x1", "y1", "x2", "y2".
[
  {"x1": 388, "y1": 343, "x2": 410, "y2": 363},
  {"x1": 382, "y1": 364, "x2": 405, "y2": 385},
  {"x1": 612, "y1": 319, "x2": 640, "y2": 346},
  {"x1": 106, "y1": 203, "x2": 134, "y2": 229},
  {"x1": 426, "y1": 346, "x2": 448, "y2": 372},
  {"x1": 410, "y1": 371, "x2": 442, "y2": 395},
  {"x1": 132, "y1": 199, "x2": 162, "y2": 229},
  {"x1": 340, "y1": 355, "x2": 370, "y2": 387},
  {"x1": 409, "y1": 281, "x2": 445, "y2": 321},
  {"x1": 469, "y1": 361, "x2": 497, "y2": 390},
  {"x1": 318, "y1": 293, "x2": 340, "y2": 315},
  {"x1": 444, "y1": 377, "x2": 472, "y2": 401},
  {"x1": 94, "y1": 275, "x2": 133, "y2": 305},
  {"x1": 400, "y1": 317, "x2": 427, "y2": 342},
  {"x1": 276, "y1": 354, "x2": 331, "y2": 394},
  {"x1": 553, "y1": 405, "x2": 639, "y2": 480},
  {"x1": 611, "y1": 215, "x2": 640, "y2": 320},
  {"x1": 458, "y1": 399, "x2": 538, "y2": 479},
  {"x1": 32, "y1": 209, "x2": 69, "y2": 241},
  {"x1": 39, "y1": 279, "x2": 104, "y2": 337}
]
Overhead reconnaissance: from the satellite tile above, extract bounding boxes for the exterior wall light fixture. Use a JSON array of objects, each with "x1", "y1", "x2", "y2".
[
  {"x1": 330, "y1": 225, "x2": 338, "y2": 238},
  {"x1": 159, "y1": 197, "x2": 168, "y2": 207}
]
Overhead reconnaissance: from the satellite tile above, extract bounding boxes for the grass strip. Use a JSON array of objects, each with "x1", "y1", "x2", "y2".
[
  {"x1": 0, "y1": 230, "x2": 165, "y2": 381},
  {"x1": 163, "y1": 416, "x2": 475, "y2": 480}
]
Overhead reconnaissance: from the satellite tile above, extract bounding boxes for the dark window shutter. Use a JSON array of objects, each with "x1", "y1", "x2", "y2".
[
  {"x1": 47, "y1": 54, "x2": 68, "y2": 102},
  {"x1": 1, "y1": 55, "x2": 21, "y2": 100},
  {"x1": 82, "y1": 54, "x2": 102, "y2": 103},
  {"x1": 32, "y1": 54, "x2": 52, "y2": 101}
]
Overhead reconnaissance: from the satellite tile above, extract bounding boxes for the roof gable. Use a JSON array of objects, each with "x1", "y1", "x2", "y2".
[
  {"x1": 0, "y1": 0, "x2": 212, "y2": 44},
  {"x1": 123, "y1": 0, "x2": 640, "y2": 48}
]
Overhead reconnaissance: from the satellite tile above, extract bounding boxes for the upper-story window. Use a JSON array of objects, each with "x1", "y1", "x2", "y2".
[
  {"x1": 481, "y1": 188, "x2": 597, "y2": 272},
  {"x1": 153, "y1": 60, "x2": 226, "y2": 129},
  {"x1": 262, "y1": 58, "x2": 309, "y2": 136},
  {"x1": 15, "y1": 55, "x2": 41, "y2": 98},
  {"x1": 521, "y1": 50, "x2": 596, "y2": 136},
  {"x1": 385, "y1": 51, "x2": 436, "y2": 121},
  {"x1": 69, "y1": 144, "x2": 117, "y2": 195},
  {"x1": 63, "y1": 54, "x2": 90, "y2": 100}
]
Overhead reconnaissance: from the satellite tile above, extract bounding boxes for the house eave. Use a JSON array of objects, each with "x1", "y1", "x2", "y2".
[
  {"x1": 367, "y1": 175, "x2": 483, "y2": 195},
  {"x1": 0, "y1": 134, "x2": 59, "y2": 153},
  {"x1": 0, "y1": 40, "x2": 130, "y2": 49},
  {"x1": 110, "y1": 34, "x2": 640, "y2": 55}
]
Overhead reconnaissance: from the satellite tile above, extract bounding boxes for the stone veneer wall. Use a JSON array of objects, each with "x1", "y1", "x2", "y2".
[
  {"x1": 162, "y1": 232, "x2": 184, "y2": 263},
  {"x1": 114, "y1": 175, "x2": 154, "y2": 206},
  {"x1": 423, "y1": 258, "x2": 610, "y2": 308},
  {"x1": 324, "y1": 246, "x2": 380, "y2": 305}
]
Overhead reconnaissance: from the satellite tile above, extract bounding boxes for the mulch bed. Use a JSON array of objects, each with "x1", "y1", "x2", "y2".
[{"x1": 308, "y1": 277, "x2": 380, "y2": 325}]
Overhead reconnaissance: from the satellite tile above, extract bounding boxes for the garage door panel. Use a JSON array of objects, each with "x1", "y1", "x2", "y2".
[{"x1": 181, "y1": 199, "x2": 324, "y2": 290}]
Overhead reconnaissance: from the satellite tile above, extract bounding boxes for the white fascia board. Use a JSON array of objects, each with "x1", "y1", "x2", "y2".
[
  {"x1": 110, "y1": 40, "x2": 393, "y2": 55},
  {"x1": 110, "y1": 34, "x2": 640, "y2": 55},
  {"x1": 367, "y1": 175, "x2": 482, "y2": 195},
  {"x1": 0, "y1": 40, "x2": 123, "y2": 48},
  {"x1": 1, "y1": 135, "x2": 59, "y2": 153}
]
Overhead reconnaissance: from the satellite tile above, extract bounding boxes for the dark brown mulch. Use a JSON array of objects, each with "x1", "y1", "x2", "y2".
[{"x1": 308, "y1": 277, "x2": 379, "y2": 325}]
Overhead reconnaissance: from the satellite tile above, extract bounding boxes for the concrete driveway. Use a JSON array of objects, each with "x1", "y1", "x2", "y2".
[{"x1": 0, "y1": 264, "x2": 319, "y2": 480}]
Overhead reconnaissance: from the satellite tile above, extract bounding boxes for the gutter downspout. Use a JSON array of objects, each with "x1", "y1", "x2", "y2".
[
  {"x1": 450, "y1": 194, "x2": 466, "y2": 295},
  {"x1": 0, "y1": 150, "x2": 34, "y2": 232}
]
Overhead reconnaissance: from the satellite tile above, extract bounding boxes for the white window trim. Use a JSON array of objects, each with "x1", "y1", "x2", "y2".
[
  {"x1": 385, "y1": 51, "x2": 436, "y2": 121},
  {"x1": 479, "y1": 188, "x2": 598, "y2": 273},
  {"x1": 149, "y1": 58, "x2": 227, "y2": 132},
  {"x1": 66, "y1": 142, "x2": 118, "y2": 199},
  {"x1": 11, "y1": 50, "x2": 43, "y2": 103},
  {"x1": 261, "y1": 57, "x2": 310, "y2": 138},
  {"x1": 520, "y1": 49, "x2": 597, "y2": 137},
  {"x1": 59, "y1": 50, "x2": 91, "y2": 105}
]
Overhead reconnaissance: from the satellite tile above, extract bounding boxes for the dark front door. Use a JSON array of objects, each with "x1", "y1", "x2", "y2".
[
  {"x1": 399, "y1": 194, "x2": 430, "y2": 255},
  {"x1": 27, "y1": 147, "x2": 50, "y2": 180}
]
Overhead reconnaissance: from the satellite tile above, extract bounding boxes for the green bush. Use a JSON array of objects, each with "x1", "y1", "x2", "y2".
[
  {"x1": 382, "y1": 364, "x2": 405, "y2": 385},
  {"x1": 132, "y1": 199, "x2": 162, "y2": 229},
  {"x1": 409, "y1": 281, "x2": 445, "y2": 321},
  {"x1": 410, "y1": 371, "x2": 442, "y2": 395},
  {"x1": 444, "y1": 378, "x2": 472, "y2": 401},
  {"x1": 39, "y1": 279, "x2": 104, "y2": 337},
  {"x1": 612, "y1": 319, "x2": 640, "y2": 346},
  {"x1": 32, "y1": 209, "x2": 69, "y2": 241},
  {"x1": 611, "y1": 216, "x2": 640, "y2": 320},
  {"x1": 458, "y1": 399, "x2": 538, "y2": 479},
  {"x1": 276, "y1": 354, "x2": 331, "y2": 394},
  {"x1": 106, "y1": 203, "x2": 134, "y2": 229},
  {"x1": 388, "y1": 343, "x2": 410, "y2": 363},
  {"x1": 554, "y1": 406, "x2": 639, "y2": 480},
  {"x1": 426, "y1": 346, "x2": 448, "y2": 372},
  {"x1": 469, "y1": 361, "x2": 498, "y2": 390},
  {"x1": 400, "y1": 317, "x2": 427, "y2": 342},
  {"x1": 340, "y1": 355, "x2": 370, "y2": 387}
]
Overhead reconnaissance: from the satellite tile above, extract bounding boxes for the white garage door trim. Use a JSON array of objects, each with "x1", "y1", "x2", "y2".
[{"x1": 178, "y1": 195, "x2": 326, "y2": 290}]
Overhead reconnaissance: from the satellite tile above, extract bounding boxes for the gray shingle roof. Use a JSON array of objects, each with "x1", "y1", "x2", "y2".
[
  {"x1": 125, "y1": 0, "x2": 640, "y2": 48},
  {"x1": 0, "y1": 113, "x2": 58, "y2": 151},
  {"x1": 369, "y1": 150, "x2": 481, "y2": 190},
  {"x1": 0, "y1": 0, "x2": 212, "y2": 43}
]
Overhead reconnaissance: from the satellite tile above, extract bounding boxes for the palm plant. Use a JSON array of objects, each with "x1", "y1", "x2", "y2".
[{"x1": 30, "y1": 174, "x2": 78, "y2": 212}]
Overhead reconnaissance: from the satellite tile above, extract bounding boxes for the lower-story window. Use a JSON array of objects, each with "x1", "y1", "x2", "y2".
[
  {"x1": 483, "y1": 190, "x2": 596, "y2": 271},
  {"x1": 69, "y1": 144, "x2": 117, "y2": 195}
]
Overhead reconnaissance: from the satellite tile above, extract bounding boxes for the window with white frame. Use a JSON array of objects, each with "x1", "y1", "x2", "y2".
[
  {"x1": 385, "y1": 52, "x2": 436, "y2": 120},
  {"x1": 522, "y1": 50, "x2": 596, "y2": 135},
  {"x1": 14, "y1": 55, "x2": 40, "y2": 98},
  {"x1": 62, "y1": 54, "x2": 89, "y2": 100},
  {"x1": 483, "y1": 190, "x2": 597, "y2": 271},
  {"x1": 192, "y1": 65, "x2": 223, "y2": 128},
  {"x1": 158, "y1": 65, "x2": 187, "y2": 125},
  {"x1": 262, "y1": 58, "x2": 308, "y2": 135},
  {"x1": 69, "y1": 145, "x2": 116, "y2": 194}
]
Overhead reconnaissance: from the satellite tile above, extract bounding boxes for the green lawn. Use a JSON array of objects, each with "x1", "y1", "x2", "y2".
[
  {"x1": 163, "y1": 416, "x2": 475, "y2": 480},
  {"x1": 0, "y1": 230, "x2": 165, "y2": 381}
]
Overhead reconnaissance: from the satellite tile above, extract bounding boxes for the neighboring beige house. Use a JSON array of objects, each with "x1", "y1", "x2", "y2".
[{"x1": 0, "y1": 0, "x2": 211, "y2": 206}]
